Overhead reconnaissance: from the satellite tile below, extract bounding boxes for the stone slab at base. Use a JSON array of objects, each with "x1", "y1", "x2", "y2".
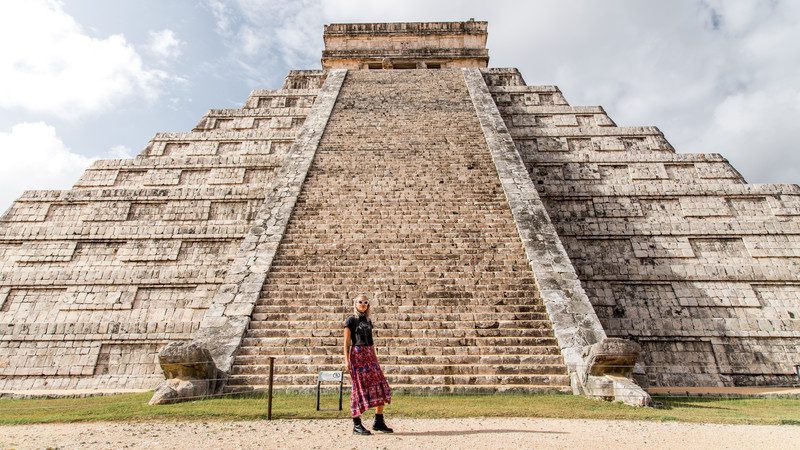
[
  {"x1": 648, "y1": 386, "x2": 800, "y2": 398},
  {"x1": 0, "y1": 389, "x2": 149, "y2": 399}
]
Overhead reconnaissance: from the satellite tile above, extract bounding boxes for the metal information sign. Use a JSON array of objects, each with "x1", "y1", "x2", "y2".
[{"x1": 316, "y1": 370, "x2": 344, "y2": 411}]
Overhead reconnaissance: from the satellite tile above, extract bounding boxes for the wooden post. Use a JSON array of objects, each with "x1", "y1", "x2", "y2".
[
  {"x1": 267, "y1": 356, "x2": 275, "y2": 420},
  {"x1": 316, "y1": 379, "x2": 321, "y2": 411},
  {"x1": 338, "y1": 376, "x2": 343, "y2": 411}
]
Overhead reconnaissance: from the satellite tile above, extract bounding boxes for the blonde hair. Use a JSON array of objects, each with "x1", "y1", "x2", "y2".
[{"x1": 352, "y1": 293, "x2": 372, "y2": 320}]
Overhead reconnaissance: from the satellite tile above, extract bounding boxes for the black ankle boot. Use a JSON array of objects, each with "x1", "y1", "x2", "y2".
[
  {"x1": 372, "y1": 413, "x2": 394, "y2": 433},
  {"x1": 353, "y1": 417, "x2": 372, "y2": 435}
]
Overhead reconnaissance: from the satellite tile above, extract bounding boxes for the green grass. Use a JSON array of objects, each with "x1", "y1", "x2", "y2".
[{"x1": 0, "y1": 392, "x2": 798, "y2": 426}]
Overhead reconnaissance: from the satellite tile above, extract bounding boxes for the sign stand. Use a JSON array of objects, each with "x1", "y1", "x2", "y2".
[{"x1": 316, "y1": 370, "x2": 344, "y2": 411}]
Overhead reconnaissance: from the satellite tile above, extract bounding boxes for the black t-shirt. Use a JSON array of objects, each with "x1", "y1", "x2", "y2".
[{"x1": 344, "y1": 315, "x2": 374, "y2": 346}]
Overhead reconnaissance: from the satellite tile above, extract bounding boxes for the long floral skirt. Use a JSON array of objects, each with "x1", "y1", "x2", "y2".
[{"x1": 348, "y1": 345, "x2": 392, "y2": 417}]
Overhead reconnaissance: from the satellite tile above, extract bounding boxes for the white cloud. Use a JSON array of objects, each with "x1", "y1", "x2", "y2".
[
  {"x1": 0, "y1": 122, "x2": 94, "y2": 213},
  {"x1": 0, "y1": 0, "x2": 166, "y2": 118},
  {"x1": 5, "y1": 1, "x2": 789, "y2": 186},
  {"x1": 697, "y1": 87, "x2": 800, "y2": 183},
  {"x1": 207, "y1": 0, "x2": 235, "y2": 35},
  {"x1": 147, "y1": 29, "x2": 184, "y2": 62},
  {"x1": 205, "y1": 0, "x2": 324, "y2": 83},
  {"x1": 298, "y1": 0, "x2": 798, "y2": 184}
]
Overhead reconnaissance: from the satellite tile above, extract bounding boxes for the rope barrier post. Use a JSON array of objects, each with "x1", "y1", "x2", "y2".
[{"x1": 267, "y1": 356, "x2": 275, "y2": 420}]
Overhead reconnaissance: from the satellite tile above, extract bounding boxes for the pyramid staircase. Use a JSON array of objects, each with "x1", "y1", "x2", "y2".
[{"x1": 226, "y1": 69, "x2": 571, "y2": 393}]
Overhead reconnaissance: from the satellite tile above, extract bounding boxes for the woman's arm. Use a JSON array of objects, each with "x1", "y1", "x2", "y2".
[{"x1": 343, "y1": 327, "x2": 351, "y2": 373}]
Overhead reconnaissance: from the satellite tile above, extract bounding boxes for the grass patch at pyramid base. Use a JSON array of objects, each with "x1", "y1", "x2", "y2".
[{"x1": 1, "y1": 392, "x2": 798, "y2": 426}]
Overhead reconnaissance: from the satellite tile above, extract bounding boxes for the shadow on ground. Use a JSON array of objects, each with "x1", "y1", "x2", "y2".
[{"x1": 391, "y1": 429, "x2": 569, "y2": 437}]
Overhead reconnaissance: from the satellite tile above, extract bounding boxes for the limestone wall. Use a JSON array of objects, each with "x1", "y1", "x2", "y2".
[
  {"x1": 484, "y1": 68, "x2": 800, "y2": 387},
  {"x1": 0, "y1": 72, "x2": 326, "y2": 392},
  {"x1": 2, "y1": 60, "x2": 797, "y2": 393}
]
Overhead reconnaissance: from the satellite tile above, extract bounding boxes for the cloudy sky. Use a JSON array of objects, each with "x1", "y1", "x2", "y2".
[{"x1": 1, "y1": 0, "x2": 798, "y2": 212}]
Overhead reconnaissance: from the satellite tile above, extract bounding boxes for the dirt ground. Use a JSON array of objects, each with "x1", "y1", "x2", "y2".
[{"x1": 2, "y1": 417, "x2": 799, "y2": 449}]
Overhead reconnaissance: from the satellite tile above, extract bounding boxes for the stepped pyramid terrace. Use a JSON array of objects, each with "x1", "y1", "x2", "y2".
[{"x1": 0, "y1": 21, "x2": 798, "y2": 405}]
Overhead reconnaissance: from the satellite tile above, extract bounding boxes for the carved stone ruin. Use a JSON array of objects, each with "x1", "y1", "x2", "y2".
[{"x1": 0, "y1": 20, "x2": 797, "y2": 406}]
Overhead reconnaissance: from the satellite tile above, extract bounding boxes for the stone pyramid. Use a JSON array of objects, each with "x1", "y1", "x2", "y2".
[{"x1": 0, "y1": 21, "x2": 797, "y2": 403}]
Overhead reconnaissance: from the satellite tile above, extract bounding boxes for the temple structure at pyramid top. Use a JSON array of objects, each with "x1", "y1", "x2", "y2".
[
  {"x1": 322, "y1": 20, "x2": 489, "y2": 69},
  {"x1": 0, "y1": 20, "x2": 797, "y2": 405}
]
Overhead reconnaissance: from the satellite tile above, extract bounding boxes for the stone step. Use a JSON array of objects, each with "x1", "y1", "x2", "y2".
[
  {"x1": 248, "y1": 87, "x2": 319, "y2": 97},
  {"x1": 511, "y1": 125, "x2": 661, "y2": 138},
  {"x1": 255, "y1": 292, "x2": 541, "y2": 299},
  {"x1": 247, "y1": 319, "x2": 552, "y2": 330},
  {"x1": 540, "y1": 179, "x2": 745, "y2": 190},
  {"x1": 225, "y1": 373, "x2": 571, "y2": 387},
  {"x1": 253, "y1": 305, "x2": 544, "y2": 314},
  {"x1": 258, "y1": 284, "x2": 539, "y2": 291},
  {"x1": 277, "y1": 203, "x2": 516, "y2": 211},
  {"x1": 232, "y1": 353, "x2": 565, "y2": 367},
  {"x1": 551, "y1": 219, "x2": 800, "y2": 237},
  {"x1": 251, "y1": 304, "x2": 546, "y2": 313},
  {"x1": 242, "y1": 336, "x2": 557, "y2": 350},
  {"x1": 249, "y1": 312, "x2": 550, "y2": 324},
  {"x1": 272, "y1": 255, "x2": 530, "y2": 262},
  {"x1": 265, "y1": 264, "x2": 532, "y2": 271},
  {"x1": 206, "y1": 107, "x2": 312, "y2": 117},
  {"x1": 152, "y1": 130, "x2": 299, "y2": 142},
  {"x1": 88, "y1": 155, "x2": 284, "y2": 170},
  {"x1": 254, "y1": 298, "x2": 544, "y2": 306},
  {"x1": 274, "y1": 242, "x2": 526, "y2": 250},
  {"x1": 230, "y1": 363, "x2": 567, "y2": 376},
  {"x1": 278, "y1": 213, "x2": 515, "y2": 220},
  {"x1": 225, "y1": 383, "x2": 571, "y2": 394},
  {"x1": 0, "y1": 266, "x2": 224, "y2": 285},
  {"x1": 258, "y1": 278, "x2": 537, "y2": 285},
  {"x1": 234, "y1": 344, "x2": 563, "y2": 357},
  {"x1": 274, "y1": 236, "x2": 524, "y2": 243},
  {"x1": 539, "y1": 183, "x2": 799, "y2": 198},
  {"x1": 0, "y1": 223, "x2": 249, "y2": 241},
  {"x1": 486, "y1": 85, "x2": 562, "y2": 94},
  {"x1": 525, "y1": 152, "x2": 729, "y2": 164},
  {"x1": 262, "y1": 270, "x2": 536, "y2": 278},
  {"x1": 243, "y1": 327, "x2": 555, "y2": 339},
  {"x1": 13, "y1": 185, "x2": 269, "y2": 202}
]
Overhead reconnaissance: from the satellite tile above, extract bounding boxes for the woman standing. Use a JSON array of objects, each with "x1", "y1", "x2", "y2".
[{"x1": 344, "y1": 294, "x2": 393, "y2": 435}]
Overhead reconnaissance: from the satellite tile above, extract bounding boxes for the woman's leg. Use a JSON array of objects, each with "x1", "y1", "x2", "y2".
[
  {"x1": 352, "y1": 415, "x2": 371, "y2": 435},
  {"x1": 372, "y1": 404, "x2": 393, "y2": 433}
]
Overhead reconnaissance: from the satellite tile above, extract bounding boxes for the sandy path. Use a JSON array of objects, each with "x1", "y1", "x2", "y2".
[{"x1": 1, "y1": 418, "x2": 798, "y2": 449}]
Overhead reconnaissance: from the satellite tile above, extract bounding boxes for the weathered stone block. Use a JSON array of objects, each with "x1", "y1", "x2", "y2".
[{"x1": 149, "y1": 342, "x2": 219, "y2": 405}]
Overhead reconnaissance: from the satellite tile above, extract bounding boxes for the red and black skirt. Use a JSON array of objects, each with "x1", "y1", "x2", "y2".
[{"x1": 348, "y1": 345, "x2": 392, "y2": 417}]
